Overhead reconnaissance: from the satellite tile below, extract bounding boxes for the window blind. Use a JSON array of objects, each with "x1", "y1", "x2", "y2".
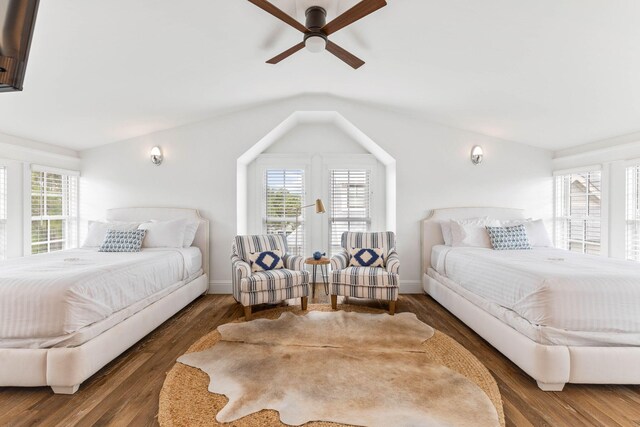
[
  {"x1": 329, "y1": 169, "x2": 371, "y2": 256},
  {"x1": 263, "y1": 169, "x2": 305, "y2": 256},
  {"x1": 554, "y1": 170, "x2": 601, "y2": 255},
  {"x1": 0, "y1": 167, "x2": 6, "y2": 260},
  {"x1": 31, "y1": 166, "x2": 79, "y2": 255},
  {"x1": 626, "y1": 165, "x2": 640, "y2": 261}
]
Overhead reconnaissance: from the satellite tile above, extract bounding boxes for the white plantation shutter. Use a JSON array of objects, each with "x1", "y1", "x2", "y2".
[
  {"x1": 626, "y1": 165, "x2": 640, "y2": 261},
  {"x1": 0, "y1": 167, "x2": 6, "y2": 260},
  {"x1": 329, "y1": 169, "x2": 371, "y2": 256},
  {"x1": 554, "y1": 169, "x2": 601, "y2": 255},
  {"x1": 263, "y1": 169, "x2": 305, "y2": 256},
  {"x1": 31, "y1": 166, "x2": 79, "y2": 255}
]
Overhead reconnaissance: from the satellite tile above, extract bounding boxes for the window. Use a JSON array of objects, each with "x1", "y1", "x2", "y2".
[
  {"x1": 554, "y1": 170, "x2": 601, "y2": 255},
  {"x1": 0, "y1": 167, "x2": 6, "y2": 260},
  {"x1": 329, "y1": 169, "x2": 371, "y2": 255},
  {"x1": 263, "y1": 169, "x2": 305, "y2": 256},
  {"x1": 30, "y1": 166, "x2": 79, "y2": 255},
  {"x1": 626, "y1": 165, "x2": 640, "y2": 261}
]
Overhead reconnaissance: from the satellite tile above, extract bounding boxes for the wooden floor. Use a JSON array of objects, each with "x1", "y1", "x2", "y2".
[{"x1": 1, "y1": 292, "x2": 640, "y2": 427}]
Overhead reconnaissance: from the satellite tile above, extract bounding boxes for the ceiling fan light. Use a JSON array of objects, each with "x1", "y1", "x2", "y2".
[{"x1": 305, "y1": 35, "x2": 326, "y2": 53}]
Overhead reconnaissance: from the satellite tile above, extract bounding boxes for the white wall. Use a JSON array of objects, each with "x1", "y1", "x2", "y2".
[
  {"x1": 80, "y1": 94, "x2": 554, "y2": 293},
  {"x1": 263, "y1": 124, "x2": 369, "y2": 154},
  {"x1": 0, "y1": 132, "x2": 81, "y2": 258}
]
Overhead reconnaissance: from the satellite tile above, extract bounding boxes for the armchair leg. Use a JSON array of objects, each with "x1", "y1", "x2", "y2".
[
  {"x1": 243, "y1": 305, "x2": 252, "y2": 321},
  {"x1": 301, "y1": 296, "x2": 308, "y2": 311},
  {"x1": 331, "y1": 295, "x2": 337, "y2": 310},
  {"x1": 389, "y1": 301, "x2": 396, "y2": 315}
]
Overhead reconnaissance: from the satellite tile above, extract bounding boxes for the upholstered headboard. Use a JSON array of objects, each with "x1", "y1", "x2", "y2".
[
  {"x1": 420, "y1": 207, "x2": 526, "y2": 275},
  {"x1": 106, "y1": 207, "x2": 209, "y2": 276}
]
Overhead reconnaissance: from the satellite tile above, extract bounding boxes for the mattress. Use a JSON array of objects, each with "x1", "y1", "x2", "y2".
[
  {"x1": 431, "y1": 244, "x2": 450, "y2": 276},
  {"x1": 429, "y1": 246, "x2": 640, "y2": 346},
  {"x1": 0, "y1": 247, "x2": 203, "y2": 348}
]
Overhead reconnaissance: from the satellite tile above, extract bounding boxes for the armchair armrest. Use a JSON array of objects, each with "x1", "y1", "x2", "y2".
[
  {"x1": 231, "y1": 254, "x2": 251, "y2": 279},
  {"x1": 283, "y1": 254, "x2": 305, "y2": 271},
  {"x1": 386, "y1": 250, "x2": 400, "y2": 274},
  {"x1": 331, "y1": 250, "x2": 349, "y2": 271}
]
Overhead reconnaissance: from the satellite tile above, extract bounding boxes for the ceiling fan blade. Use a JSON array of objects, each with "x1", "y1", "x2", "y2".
[
  {"x1": 322, "y1": 0, "x2": 387, "y2": 36},
  {"x1": 325, "y1": 41, "x2": 365, "y2": 69},
  {"x1": 266, "y1": 42, "x2": 305, "y2": 64},
  {"x1": 248, "y1": 0, "x2": 308, "y2": 33}
]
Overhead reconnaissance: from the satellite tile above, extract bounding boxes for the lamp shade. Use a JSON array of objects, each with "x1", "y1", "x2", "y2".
[
  {"x1": 305, "y1": 35, "x2": 326, "y2": 53},
  {"x1": 315, "y1": 199, "x2": 326, "y2": 214}
]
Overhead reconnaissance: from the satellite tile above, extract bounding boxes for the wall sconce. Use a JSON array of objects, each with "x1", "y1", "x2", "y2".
[
  {"x1": 150, "y1": 146, "x2": 163, "y2": 166},
  {"x1": 470, "y1": 145, "x2": 483, "y2": 165}
]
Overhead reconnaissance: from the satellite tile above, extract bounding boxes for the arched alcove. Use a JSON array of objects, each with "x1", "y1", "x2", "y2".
[{"x1": 236, "y1": 111, "x2": 396, "y2": 237}]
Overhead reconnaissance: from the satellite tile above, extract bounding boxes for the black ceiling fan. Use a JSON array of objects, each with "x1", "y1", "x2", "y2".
[{"x1": 248, "y1": 0, "x2": 387, "y2": 69}]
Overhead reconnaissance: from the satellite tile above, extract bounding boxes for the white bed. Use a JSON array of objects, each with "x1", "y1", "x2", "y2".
[
  {"x1": 422, "y1": 207, "x2": 640, "y2": 391},
  {"x1": 0, "y1": 207, "x2": 209, "y2": 394}
]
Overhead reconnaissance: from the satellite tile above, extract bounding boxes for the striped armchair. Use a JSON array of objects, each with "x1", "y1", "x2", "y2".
[
  {"x1": 330, "y1": 231, "x2": 400, "y2": 314},
  {"x1": 231, "y1": 234, "x2": 310, "y2": 320}
]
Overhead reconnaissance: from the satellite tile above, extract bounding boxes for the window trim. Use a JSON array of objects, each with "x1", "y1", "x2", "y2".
[
  {"x1": 553, "y1": 164, "x2": 602, "y2": 176},
  {"x1": 322, "y1": 155, "x2": 383, "y2": 255},
  {"x1": 625, "y1": 163, "x2": 640, "y2": 261},
  {"x1": 327, "y1": 169, "x2": 373, "y2": 257},
  {"x1": 553, "y1": 168, "x2": 605, "y2": 255},
  {"x1": 255, "y1": 156, "x2": 311, "y2": 256},
  {"x1": 250, "y1": 154, "x2": 384, "y2": 257},
  {"x1": 0, "y1": 165, "x2": 6, "y2": 260},
  {"x1": 24, "y1": 164, "x2": 80, "y2": 255}
]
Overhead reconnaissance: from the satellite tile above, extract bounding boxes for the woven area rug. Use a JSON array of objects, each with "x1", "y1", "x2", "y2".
[{"x1": 159, "y1": 304, "x2": 505, "y2": 427}]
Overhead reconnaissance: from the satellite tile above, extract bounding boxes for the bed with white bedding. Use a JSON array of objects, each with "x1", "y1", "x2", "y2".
[
  {"x1": 0, "y1": 247, "x2": 202, "y2": 348},
  {"x1": 0, "y1": 207, "x2": 209, "y2": 394},
  {"x1": 422, "y1": 207, "x2": 640, "y2": 391}
]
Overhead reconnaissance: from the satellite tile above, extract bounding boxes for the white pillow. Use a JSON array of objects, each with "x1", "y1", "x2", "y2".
[
  {"x1": 498, "y1": 218, "x2": 553, "y2": 247},
  {"x1": 182, "y1": 219, "x2": 200, "y2": 247},
  {"x1": 525, "y1": 219, "x2": 553, "y2": 247},
  {"x1": 82, "y1": 221, "x2": 142, "y2": 248},
  {"x1": 450, "y1": 217, "x2": 500, "y2": 248},
  {"x1": 499, "y1": 218, "x2": 533, "y2": 226},
  {"x1": 440, "y1": 221, "x2": 453, "y2": 246},
  {"x1": 138, "y1": 219, "x2": 187, "y2": 248}
]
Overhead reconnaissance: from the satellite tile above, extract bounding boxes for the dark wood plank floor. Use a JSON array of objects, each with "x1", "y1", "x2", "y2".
[{"x1": 1, "y1": 292, "x2": 639, "y2": 426}]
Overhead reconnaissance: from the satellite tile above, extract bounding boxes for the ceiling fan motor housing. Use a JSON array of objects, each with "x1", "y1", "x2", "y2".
[{"x1": 304, "y1": 6, "x2": 327, "y2": 43}]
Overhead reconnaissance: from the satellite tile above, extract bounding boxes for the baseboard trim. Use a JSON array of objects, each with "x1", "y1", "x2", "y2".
[
  {"x1": 400, "y1": 280, "x2": 423, "y2": 294},
  {"x1": 209, "y1": 279, "x2": 423, "y2": 295},
  {"x1": 208, "y1": 280, "x2": 232, "y2": 294}
]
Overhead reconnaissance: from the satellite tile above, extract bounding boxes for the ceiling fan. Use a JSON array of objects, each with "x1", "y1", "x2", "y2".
[{"x1": 248, "y1": 0, "x2": 387, "y2": 69}]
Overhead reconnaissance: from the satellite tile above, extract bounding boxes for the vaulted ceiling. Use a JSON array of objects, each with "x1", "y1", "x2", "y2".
[{"x1": 1, "y1": 0, "x2": 640, "y2": 151}]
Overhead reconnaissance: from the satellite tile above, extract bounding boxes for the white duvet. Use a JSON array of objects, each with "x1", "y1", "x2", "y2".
[
  {"x1": 433, "y1": 246, "x2": 640, "y2": 334},
  {"x1": 0, "y1": 248, "x2": 199, "y2": 344}
]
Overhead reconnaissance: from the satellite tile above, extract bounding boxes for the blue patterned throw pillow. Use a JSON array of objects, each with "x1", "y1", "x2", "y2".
[
  {"x1": 349, "y1": 247, "x2": 385, "y2": 267},
  {"x1": 99, "y1": 229, "x2": 146, "y2": 252},
  {"x1": 249, "y1": 249, "x2": 285, "y2": 272},
  {"x1": 486, "y1": 224, "x2": 532, "y2": 250}
]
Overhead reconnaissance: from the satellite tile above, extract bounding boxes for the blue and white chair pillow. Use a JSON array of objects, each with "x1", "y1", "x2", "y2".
[
  {"x1": 248, "y1": 249, "x2": 285, "y2": 272},
  {"x1": 349, "y1": 247, "x2": 385, "y2": 267}
]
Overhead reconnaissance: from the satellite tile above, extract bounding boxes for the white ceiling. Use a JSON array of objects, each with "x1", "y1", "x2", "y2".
[{"x1": 2, "y1": 0, "x2": 640, "y2": 152}]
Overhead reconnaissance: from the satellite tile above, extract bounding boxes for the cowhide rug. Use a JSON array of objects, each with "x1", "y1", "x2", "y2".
[{"x1": 177, "y1": 311, "x2": 501, "y2": 427}]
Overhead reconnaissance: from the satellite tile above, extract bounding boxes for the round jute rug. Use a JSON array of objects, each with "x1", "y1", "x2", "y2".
[{"x1": 158, "y1": 304, "x2": 505, "y2": 427}]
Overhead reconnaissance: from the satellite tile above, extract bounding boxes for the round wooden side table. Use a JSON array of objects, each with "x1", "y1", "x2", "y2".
[{"x1": 305, "y1": 257, "x2": 330, "y2": 298}]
